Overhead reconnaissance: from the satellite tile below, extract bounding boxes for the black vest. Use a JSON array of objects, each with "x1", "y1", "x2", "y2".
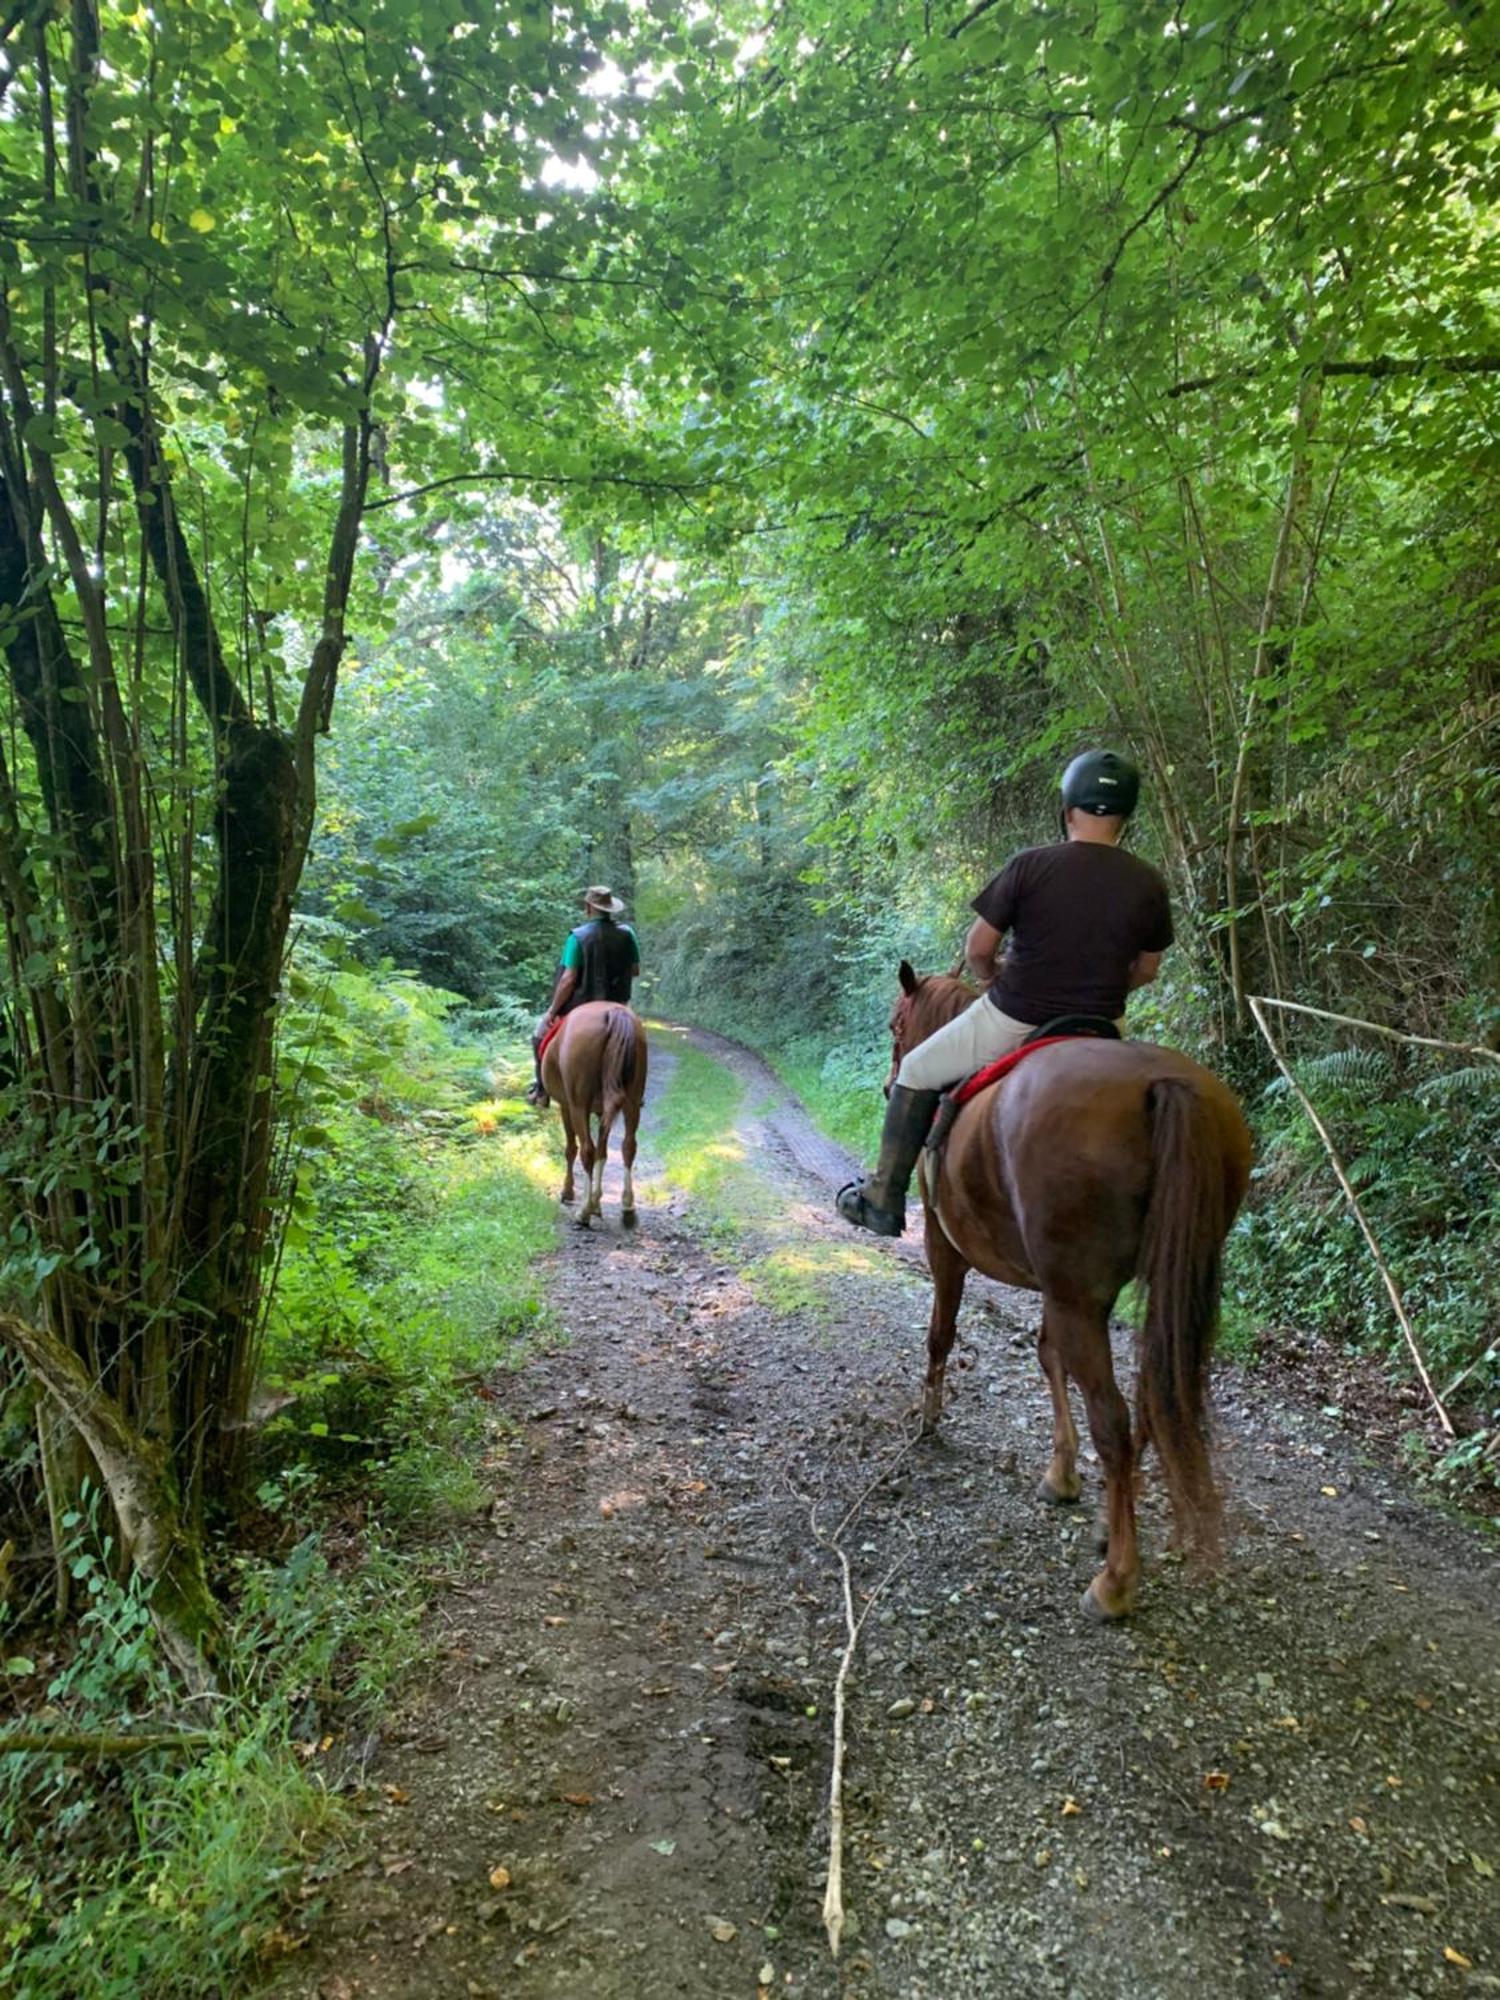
[{"x1": 568, "y1": 919, "x2": 636, "y2": 1007}]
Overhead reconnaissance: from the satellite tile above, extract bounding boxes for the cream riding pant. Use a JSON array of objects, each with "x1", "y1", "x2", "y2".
[
  {"x1": 895, "y1": 993, "x2": 1038, "y2": 1091},
  {"x1": 895, "y1": 994, "x2": 1125, "y2": 1092}
]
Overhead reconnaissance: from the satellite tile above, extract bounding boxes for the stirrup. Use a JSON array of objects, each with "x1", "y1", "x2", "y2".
[
  {"x1": 524, "y1": 1081, "x2": 549, "y2": 1108},
  {"x1": 835, "y1": 1178, "x2": 904, "y2": 1238}
]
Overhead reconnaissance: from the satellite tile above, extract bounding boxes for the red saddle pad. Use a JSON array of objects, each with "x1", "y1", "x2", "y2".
[
  {"x1": 949, "y1": 1034, "x2": 1076, "y2": 1108},
  {"x1": 537, "y1": 1015, "x2": 565, "y2": 1062}
]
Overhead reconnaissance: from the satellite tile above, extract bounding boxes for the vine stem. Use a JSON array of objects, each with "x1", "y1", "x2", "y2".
[{"x1": 1247, "y1": 997, "x2": 1454, "y2": 1437}]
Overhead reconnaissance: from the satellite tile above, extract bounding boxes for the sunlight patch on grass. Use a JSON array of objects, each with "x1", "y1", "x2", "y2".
[
  {"x1": 746, "y1": 1241, "x2": 921, "y2": 1325},
  {"x1": 651, "y1": 1044, "x2": 750, "y2": 1201}
]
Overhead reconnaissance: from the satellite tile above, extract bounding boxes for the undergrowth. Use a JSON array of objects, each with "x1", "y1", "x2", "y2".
[{"x1": 0, "y1": 955, "x2": 559, "y2": 1996}]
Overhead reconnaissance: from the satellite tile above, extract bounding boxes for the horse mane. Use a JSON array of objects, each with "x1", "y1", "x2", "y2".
[{"x1": 908, "y1": 970, "x2": 975, "y2": 1041}]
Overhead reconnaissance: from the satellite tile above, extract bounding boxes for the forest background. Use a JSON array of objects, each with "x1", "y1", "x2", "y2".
[{"x1": 0, "y1": 0, "x2": 1495, "y2": 1990}]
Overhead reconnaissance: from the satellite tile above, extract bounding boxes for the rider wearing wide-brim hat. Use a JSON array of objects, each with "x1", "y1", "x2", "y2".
[
  {"x1": 836, "y1": 751, "x2": 1173, "y2": 1237},
  {"x1": 525, "y1": 886, "x2": 642, "y2": 1107}
]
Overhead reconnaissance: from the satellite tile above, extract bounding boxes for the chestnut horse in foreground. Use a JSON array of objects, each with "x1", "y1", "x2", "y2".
[
  {"x1": 891, "y1": 963, "x2": 1252, "y2": 1619},
  {"x1": 541, "y1": 1002, "x2": 648, "y2": 1228}
]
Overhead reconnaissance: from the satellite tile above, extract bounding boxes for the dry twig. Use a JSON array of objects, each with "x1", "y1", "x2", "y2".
[{"x1": 1248, "y1": 995, "x2": 1500, "y2": 1066}]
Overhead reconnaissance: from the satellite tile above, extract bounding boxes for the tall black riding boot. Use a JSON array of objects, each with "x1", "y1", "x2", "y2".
[
  {"x1": 835, "y1": 1085, "x2": 940, "y2": 1237},
  {"x1": 524, "y1": 1029, "x2": 550, "y2": 1108}
]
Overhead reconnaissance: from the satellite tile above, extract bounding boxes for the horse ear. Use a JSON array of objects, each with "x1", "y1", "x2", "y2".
[{"x1": 898, "y1": 960, "x2": 919, "y2": 995}]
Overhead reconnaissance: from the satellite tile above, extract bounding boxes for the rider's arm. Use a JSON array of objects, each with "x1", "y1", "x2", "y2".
[
  {"x1": 545, "y1": 940, "x2": 582, "y2": 1022},
  {"x1": 548, "y1": 967, "x2": 578, "y2": 1017},
  {"x1": 1127, "y1": 875, "x2": 1173, "y2": 994},
  {"x1": 969, "y1": 856, "x2": 1022, "y2": 985},
  {"x1": 963, "y1": 915, "x2": 1004, "y2": 988}
]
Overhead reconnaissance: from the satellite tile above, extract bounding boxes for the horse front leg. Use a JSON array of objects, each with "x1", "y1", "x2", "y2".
[
  {"x1": 1050, "y1": 1297, "x2": 1139, "y2": 1621},
  {"x1": 1037, "y1": 1304, "x2": 1082, "y2": 1504},
  {"x1": 921, "y1": 1206, "x2": 969, "y2": 1433}
]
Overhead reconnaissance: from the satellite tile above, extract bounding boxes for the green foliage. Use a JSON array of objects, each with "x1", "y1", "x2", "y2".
[
  {"x1": 1, "y1": 964, "x2": 552, "y2": 1995},
  {"x1": 771, "y1": 1040, "x2": 884, "y2": 1166},
  {"x1": 1228, "y1": 1047, "x2": 1500, "y2": 1403}
]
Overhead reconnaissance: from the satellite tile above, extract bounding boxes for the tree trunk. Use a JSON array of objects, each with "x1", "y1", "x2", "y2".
[{"x1": 0, "y1": 1312, "x2": 222, "y2": 1698}]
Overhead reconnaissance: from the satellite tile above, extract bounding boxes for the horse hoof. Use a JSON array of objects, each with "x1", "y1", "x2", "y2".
[
  {"x1": 574, "y1": 1210, "x2": 592, "y2": 1230},
  {"x1": 1038, "y1": 1476, "x2": 1083, "y2": 1506},
  {"x1": 1081, "y1": 1573, "x2": 1136, "y2": 1622},
  {"x1": 621, "y1": 1207, "x2": 637, "y2": 1230},
  {"x1": 560, "y1": 1189, "x2": 576, "y2": 1205}
]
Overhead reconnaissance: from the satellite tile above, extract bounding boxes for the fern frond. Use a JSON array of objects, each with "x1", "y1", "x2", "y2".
[
  {"x1": 1295, "y1": 1047, "x2": 1395, "y2": 1098},
  {"x1": 1414, "y1": 1066, "x2": 1500, "y2": 1104}
]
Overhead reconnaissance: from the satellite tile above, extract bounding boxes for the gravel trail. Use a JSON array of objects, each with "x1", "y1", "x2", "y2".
[{"x1": 280, "y1": 1025, "x2": 1500, "y2": 2000}]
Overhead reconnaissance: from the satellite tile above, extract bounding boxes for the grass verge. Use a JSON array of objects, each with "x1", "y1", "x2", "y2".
[{"x1": 645, "y1": 1030, "x2": 785, "y2": 1243}]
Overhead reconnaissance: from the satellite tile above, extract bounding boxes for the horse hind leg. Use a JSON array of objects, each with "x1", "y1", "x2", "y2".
[
  {"x1": 574, "y1": 1107, "x2": 599, "y2": 1228},
  {"x1": 1047, "y1": 1297, "x2": 1139, "y2": 1621},
  {"x1": 619, "y1": 1104, "x2": 639, "y2": 1228},
  {"x1": 1036, "y1": 1305, "x2": 1082, "y2": 1505},
  {"x1": 589, "y1": 1101, "x2": 617, "y2": 1223}
]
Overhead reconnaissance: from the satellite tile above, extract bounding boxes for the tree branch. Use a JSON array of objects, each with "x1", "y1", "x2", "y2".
[
  {"x1": 363, "y1": 468, "x2": 706, "y2": 513},
  {"x1": 1169, "y1": 354, "x2": 1500, "y2": 398}
]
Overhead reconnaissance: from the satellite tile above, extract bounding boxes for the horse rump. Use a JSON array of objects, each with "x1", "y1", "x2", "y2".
[{"x1": 1135, "y1": 1076, "x2": 1230, "y2": 1560}]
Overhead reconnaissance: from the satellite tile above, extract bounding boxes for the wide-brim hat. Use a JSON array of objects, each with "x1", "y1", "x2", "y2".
[{"x1": 583, "y1": 885, "x2": 626, "y2": 917}]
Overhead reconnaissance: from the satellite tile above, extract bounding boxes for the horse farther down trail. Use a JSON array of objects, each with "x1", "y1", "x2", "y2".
[
  {"x1": 890, "y1": 961, "x2": 1252, "y2": 1621},
  {"x1": 542, "y1": 1002, "x2": 648, "y2": 1229}
]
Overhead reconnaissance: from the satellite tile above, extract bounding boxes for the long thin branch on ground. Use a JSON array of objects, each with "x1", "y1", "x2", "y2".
[
  {"x1": 1247, "y1": 998, "x2": 1455, "y2": 1437},
  {"x1": 795, "y1": 1423, "x2": 923, "y2": 1957},
  {"x1": 0, "y1": 1730, "x2": 213, "y2": 1757}
]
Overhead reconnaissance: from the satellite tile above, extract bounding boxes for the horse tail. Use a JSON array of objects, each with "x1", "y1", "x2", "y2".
[
  {"x1": 1135, "y1": 1077, "x2": 1229, "y2": 1561},
  {"x1": 601, "y1": 1006, "x2": 641, "y2": 1101}
]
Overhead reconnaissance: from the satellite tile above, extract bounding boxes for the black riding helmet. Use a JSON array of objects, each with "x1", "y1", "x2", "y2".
[{"x1": 1060, "y1": 749, "x2": 1140, "y2": 819}]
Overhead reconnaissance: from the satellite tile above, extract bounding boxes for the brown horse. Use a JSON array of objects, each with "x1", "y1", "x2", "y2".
[
  {"x1": 541, "y1": 1002, "x2": 649, "y2": 1229},
  {"x1": 891, "y1": 962, "x2": 1252, "y2": 1619}
]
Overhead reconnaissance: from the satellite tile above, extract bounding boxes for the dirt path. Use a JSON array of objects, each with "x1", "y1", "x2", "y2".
[{"x1": 281, "y1": 1026, "x2": 1500, "y2": 2000}]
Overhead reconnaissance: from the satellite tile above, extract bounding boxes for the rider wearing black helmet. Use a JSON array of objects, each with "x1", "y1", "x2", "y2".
[{"x1": 836, "y1": 750, "x2": 1172, "y2": 1238}]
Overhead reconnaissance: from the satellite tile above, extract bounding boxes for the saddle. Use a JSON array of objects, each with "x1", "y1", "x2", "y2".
[{"x1": 924, "y1": 1016, "x2": 1121, "y2": 1160}]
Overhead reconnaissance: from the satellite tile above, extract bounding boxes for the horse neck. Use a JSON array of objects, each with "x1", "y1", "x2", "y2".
[{"x1": 913, "y1": 975, "x2": 974, "y2": 1039}]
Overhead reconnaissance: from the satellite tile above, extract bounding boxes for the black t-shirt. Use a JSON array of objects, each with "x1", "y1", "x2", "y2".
[{"x1": 971, "y1": 842, "x2": 1173, "y2": 1026}]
